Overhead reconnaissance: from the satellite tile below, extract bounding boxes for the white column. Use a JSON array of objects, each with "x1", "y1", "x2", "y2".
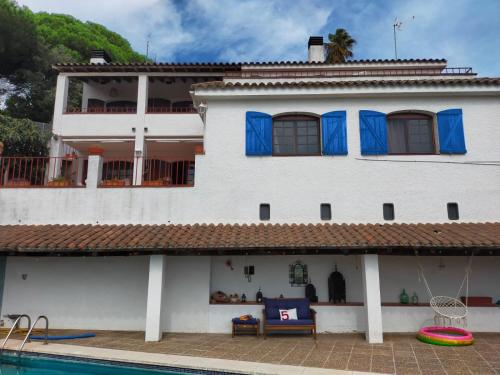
[
  {"x1": 361, "y1": 254, "x2": 383, "y2": 343},
  {"x1": 85, "y1": 155, "x2": 103, "y2": 189},
  {"x1": 52, "y1": 75, "x2": 69, "y2": 134},
  {"x1": 47, "y1": 138, "x2": 64, "y2": 182},
  {"x1": 133, "y1": 75, "x2": 148, "y2": 185},
  {"x1": 145, "y1": 255, "x2": 166, "y2": 341}
]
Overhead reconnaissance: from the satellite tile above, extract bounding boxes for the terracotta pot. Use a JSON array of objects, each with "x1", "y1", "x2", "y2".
[
  {"x1": 194, "y1": 144, "x2": 204, "y2": 155},
  {"x1": 87, "y1": 147, "x2": 104, "y2": 156}
]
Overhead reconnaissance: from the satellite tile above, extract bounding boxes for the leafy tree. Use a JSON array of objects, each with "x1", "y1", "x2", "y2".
[
  {"x1": 0, "y1": 115, "x2": 52, "y2": 156},
  {"x1": 0, "y1": 0, "x2": 147, "y2": 123},
  {"x1": 325, "y1": 29, "x2": 356, "y2": 64},
  {"x1": 32, "y1": 13, "x2": 146, "y2": 63},
  {"x1": 0, "y1": 0, "x2": 40, "y2": 78}
]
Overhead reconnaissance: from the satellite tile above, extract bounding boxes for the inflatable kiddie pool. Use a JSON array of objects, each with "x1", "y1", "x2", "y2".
[{"x1": 417, "y1": 326, "x2": 473, "y2": 346}]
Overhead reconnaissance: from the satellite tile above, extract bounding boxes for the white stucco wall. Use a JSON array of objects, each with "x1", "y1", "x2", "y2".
[
  {"x1": 162, "y1": 256, "x2": 211, "y2": 333},
  {"x1": 210, "y1": 255, "x2": 500, "y2": 305},
  {"x1": 1, "y1": 256, "x2": 149, "y2": 330},
  {"x1": 58, "y1": 113, "x2": 203, "y2": 138},
  {"x1": 2, "y1": 255, "x2": 499, "y2": 333},
  {"x1": 2, "y1": 94, "x2": 499, "y2": 225}
]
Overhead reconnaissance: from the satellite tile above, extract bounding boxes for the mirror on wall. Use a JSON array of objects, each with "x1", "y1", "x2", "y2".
[{"x1": 289, "y1": 260, "x2": 308, "y2": 287}]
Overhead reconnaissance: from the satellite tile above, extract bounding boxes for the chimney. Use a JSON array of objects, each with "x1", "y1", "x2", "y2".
[
  {"x1": 90, "y1": 50, "x2": 111, "y2": 64},
  {"x1": 308, "y1": 36, "x2": 325, "y2": 63}
]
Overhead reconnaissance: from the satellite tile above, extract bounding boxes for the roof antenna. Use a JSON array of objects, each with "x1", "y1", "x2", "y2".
[
  {"x1": 393, "y1": 18, "x2": 403, "y2": 59},
  {"x1": 146, "y1": 33, "x2": 152, "y2": 59},
  {"x1": 393, "y1": 16, "x2": 415, "y2": 59}
]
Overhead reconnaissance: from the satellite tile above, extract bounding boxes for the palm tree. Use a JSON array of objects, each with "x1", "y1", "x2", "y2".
[{"x1": 325, "y1": 29, "x2": 356, "y2": 64}]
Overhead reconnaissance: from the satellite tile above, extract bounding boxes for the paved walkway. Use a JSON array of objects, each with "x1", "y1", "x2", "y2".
[{"x1": 3, "y1": 331, "x2": 500, "y2": 374}]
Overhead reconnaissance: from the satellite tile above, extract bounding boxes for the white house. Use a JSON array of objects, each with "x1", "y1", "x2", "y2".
[{"x1": 0, "y1": 37, "x2": 499, "y2": 344}]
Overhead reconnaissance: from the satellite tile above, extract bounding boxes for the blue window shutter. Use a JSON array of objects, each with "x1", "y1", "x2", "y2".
[
  {"x1": 245, "y1": 111, "x2": 273, "y2": 156},
  {"x1": 437, "y1": 109, "x2": 467, "y2": 154},
  {"x1": 359, "y1": 110, "x2": 388, "y2": 155},
  {"x1": 322, "y1": 111, "x2": 347, "y2": 155}
]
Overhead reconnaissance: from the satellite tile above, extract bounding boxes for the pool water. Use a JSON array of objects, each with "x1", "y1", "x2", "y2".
[{"x1": 0, "y1": 353, "x2": 208, "y2": 375}]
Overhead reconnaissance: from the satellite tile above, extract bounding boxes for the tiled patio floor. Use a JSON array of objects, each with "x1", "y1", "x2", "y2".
[{"x1": 3, "y1": 330, "x2": 500, "y2": 374}]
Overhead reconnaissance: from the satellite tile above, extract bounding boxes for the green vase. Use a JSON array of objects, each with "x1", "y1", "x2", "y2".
[
  {"x1": 400, "y1": 289, "x2": 409, "y2": 304},
  {"x1": 412, "y1": 292, "x2": 419, "y2": 305}
]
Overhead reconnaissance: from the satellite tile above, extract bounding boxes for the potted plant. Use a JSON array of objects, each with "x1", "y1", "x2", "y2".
[
  {"x1": 64, "y1": 152, "x2": 77, "y2": 160},
  {"x1": 101, "y1": 179, "x2": 126, "y2": 187}
]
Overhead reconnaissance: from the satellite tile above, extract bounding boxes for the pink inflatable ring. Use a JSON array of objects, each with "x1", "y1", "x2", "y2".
[{"x1": 417, "y1": 326, "x2": 473, "y2": 346}]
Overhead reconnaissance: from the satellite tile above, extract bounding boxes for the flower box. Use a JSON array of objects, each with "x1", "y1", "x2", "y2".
[
  {"x1": 5, "y1": 179, "x2": 31, "y2": 187},
  {"x1": 142, "y1": 179, "x2": 169, "y2": 187},
  {"x1": 101, "y1": 179, "x2": 127, "y2": 187},
  {"x1": 47, "y1": 180, "x2": 72, "y2": 187}
]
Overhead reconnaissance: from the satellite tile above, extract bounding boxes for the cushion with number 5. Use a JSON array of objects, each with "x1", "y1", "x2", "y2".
[{"x1": 279, "y1": 308, "x2": 298, "y2": 320}]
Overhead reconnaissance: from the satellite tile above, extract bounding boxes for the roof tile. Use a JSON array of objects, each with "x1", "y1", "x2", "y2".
[
  {"x1": 193, "y1": 78, "x2": 500, "y2": 91},
  {"x1": 0, "y1": 223, "x2": 499, "y2": 255}
]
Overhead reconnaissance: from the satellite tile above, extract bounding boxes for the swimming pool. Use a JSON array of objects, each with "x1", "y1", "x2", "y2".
[{"x1": 0, "y1": 352, "x2": 238, "y2": 375}]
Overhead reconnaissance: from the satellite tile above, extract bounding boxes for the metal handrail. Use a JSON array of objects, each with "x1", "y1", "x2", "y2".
[
  {"x1": 1, "y1": 314, "x2": 31, "y2": 352},
  {"x1": 18, "y1": 315, "x2": 49, "y2": 353}
]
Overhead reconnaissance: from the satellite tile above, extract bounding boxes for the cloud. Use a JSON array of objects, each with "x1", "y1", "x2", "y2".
[
  {"x1": 17, "y1": 0, "x2": 500, "y2": 75},
  {"x1": 18, "y1": 0, "x2": 192, "y2": 59},
  {"x1": 174, "y1": 0, "x2": 331, "y2": 62}
]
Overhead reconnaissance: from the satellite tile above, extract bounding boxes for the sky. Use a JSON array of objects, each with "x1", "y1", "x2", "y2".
[{"x1": 17, "y1": 0, "x2": 500, "y2": 76}]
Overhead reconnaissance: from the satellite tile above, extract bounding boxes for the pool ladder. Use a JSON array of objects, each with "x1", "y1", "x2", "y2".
[{"x1": 1, "y1": 315, "x2": 49, "y2": 354}]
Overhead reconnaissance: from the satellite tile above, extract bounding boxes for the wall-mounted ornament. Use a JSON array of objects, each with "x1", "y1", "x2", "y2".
[
  {"x1": 289, "y1": 261, "x2": 308, "y2": 287},
  {"x1": 256, "y1": 287, "x2": 263, "y2": 303},
  {"x1": 328, "y1": 264, "x2": 346, "y2": 304}
]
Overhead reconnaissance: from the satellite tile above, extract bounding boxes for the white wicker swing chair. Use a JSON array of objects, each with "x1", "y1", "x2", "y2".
[{"x1": 416, "y1": 254, "x2": 473, "y2": 328}]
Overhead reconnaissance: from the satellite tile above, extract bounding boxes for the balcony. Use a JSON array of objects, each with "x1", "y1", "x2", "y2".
[
  {"x1": 0, "y1": 156, "x2": 85, "y2": 188},
  {"x1": 0, "y1": 138, "x2": 201, "y2": 189},
  {"x1": 0, "y1": 155, "x2": 196, "y2": 189},
  {"x1": 100, "y1": 158, "x2": 194, "y2": 187}
]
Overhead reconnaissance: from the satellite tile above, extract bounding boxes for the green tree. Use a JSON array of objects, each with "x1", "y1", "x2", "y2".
[
  {"x1": 0, "y1": 0, "x2": 40, "y2": 77},
  {"x1": 325, "y1": 29, "x2": 356, "y2": 64},
  {"x1": 0, "y1": 0, "x2": 147, "y2": 123},
  {"x1": 0, "y1": 115, "x2": 52, "y2": 156}
]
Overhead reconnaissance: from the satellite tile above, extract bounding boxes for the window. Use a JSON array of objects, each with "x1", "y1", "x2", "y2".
[
  {"x1": 273, "y1": 115, "x2": 320, "y2": 156},
  {"x1": 320, "y1": 204, "x2": 332, "y2": 220},
  {"x1": 383, "y1": 203, "x2": 395, "y2": 221},
  {"x1": 447, "y1": 203, "x2": 459, "y2": 220},
  {"x1": 387, "y1": 113, "x2": 436, "y2": 154},
  {"x1": 260, "y1": 204, "x2": 270, "y2": 221}
]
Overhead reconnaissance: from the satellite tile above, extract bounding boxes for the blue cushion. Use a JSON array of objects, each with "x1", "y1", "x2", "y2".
[
  {"x1": 264, "y1": 298, "x2": 310, "y2": 320},
  {"x1": 264, "y1": 298, "x2": 280, "y2": 319},
  {"x1": 266, "y1": 319, "x2": 314, "y2": 326},
  {"x1": 232, "y1": 318, "x2": 258, "y2": 325}
]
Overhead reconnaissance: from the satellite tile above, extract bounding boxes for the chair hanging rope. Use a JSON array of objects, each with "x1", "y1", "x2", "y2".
[{"x1": 415, "y1": 253, "x2": 473, "y2": 327}]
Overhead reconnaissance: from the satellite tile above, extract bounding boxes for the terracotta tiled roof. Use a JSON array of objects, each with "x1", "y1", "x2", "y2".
[
  {"x1": 0, "y1": 223, "x2": 499, "y2": 256},
  {"x1": 193, "y1": 78, "x2": 500, "y2": 91},
  {"x1": 52, "y1": 59, "x2": 447, "y2": 72}
]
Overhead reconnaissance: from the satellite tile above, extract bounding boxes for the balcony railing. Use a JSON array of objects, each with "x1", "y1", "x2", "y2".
[
  {"x1": 66, "y1": 106, "x2": 137, "y2": 114},
  {"x1": 0, "y1": 156, "x2": 195, "y2": 188},
  {"x1": 100, "y1": 157, "x2": 195, "y2": 187},
  {"x1": 142, "y1": 159, "x2": 194, "y2": 186},
  {"x1": 224, "y1": 67, "x2": 475, "y2": 79},
  {"x1": 0, "y1": 156, "x2": 84, "y2": 188},
  {"x1": 65, "y1": 106, "x2": 197, "y2": 114},
  {"x1": 146, "y1": 106, "x2": 197, "y2": 114}
]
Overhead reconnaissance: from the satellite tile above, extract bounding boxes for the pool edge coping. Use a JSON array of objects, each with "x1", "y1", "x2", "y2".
[{"x1": 2, "y1": 339, "x2": 385, "y2": 375}]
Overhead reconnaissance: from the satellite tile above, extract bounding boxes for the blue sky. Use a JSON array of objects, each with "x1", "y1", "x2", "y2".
[{"x1": 18, "y1": 0, "x2": 500, "y2": 76}]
